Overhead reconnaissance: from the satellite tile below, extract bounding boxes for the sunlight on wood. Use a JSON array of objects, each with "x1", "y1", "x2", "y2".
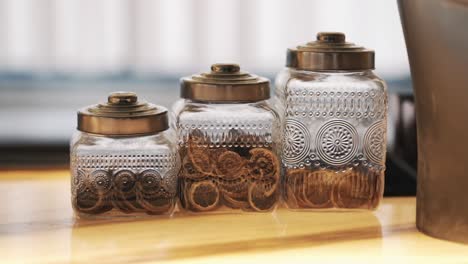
[{"x1": 0, "y1": 170, "x2": 467, "y2": 263}]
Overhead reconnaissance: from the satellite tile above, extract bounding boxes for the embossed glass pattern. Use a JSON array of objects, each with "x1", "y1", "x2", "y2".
[
  {"x1": 70, "y1": 92, "x2": 179, "y2": 218},
  {"x1": 174, "y1": 101, "x2": 281, "y2": 213},
  {"x1": 174, "y1": 63, "x2": 282, "y2": 213},
  {"x1": 275, "y1": 69, "x2": 387, "y2": 210},
  {"x1": 70, "y1": 131, "x2": 179, "y2": 217}
]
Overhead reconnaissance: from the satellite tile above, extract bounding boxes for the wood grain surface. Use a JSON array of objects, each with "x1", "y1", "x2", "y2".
[{"x1": 0, "y1": 169, "x2": 467, "y2": 263}]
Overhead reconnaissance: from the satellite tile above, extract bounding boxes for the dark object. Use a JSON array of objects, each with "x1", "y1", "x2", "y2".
[{"x1": 399, "y1": 0, "x2": 468, "y2": 243}]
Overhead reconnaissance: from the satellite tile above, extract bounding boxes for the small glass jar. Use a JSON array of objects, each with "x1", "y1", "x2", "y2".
[
  {"x1": 174, "y1": 63, "x2": 281, "y2": 213},
  {"x1": 70, "y1": 92, "x2": 180, "y2": 218},
  {"x1": 275, "y1": 32, "x2": 388, "y2": 210}
]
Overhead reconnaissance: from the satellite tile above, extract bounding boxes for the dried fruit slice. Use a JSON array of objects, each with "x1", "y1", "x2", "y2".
[
  {"x1": 331, "y1": 168, "x2": 375, "y2": 209},
  {"x1": 248, "y1": 148, "x2": 280, "y2": 180},
  {"x1": 260, "y1": 176, "x2": 279, "y2": 197},
  {"x1": 284, "y1": 169, "x2": 303, "y2": 208},
  {"x1": 218, "y1": 172, "x2": 249, "y2": 200},
  {"x1": 301, "y1": 169, "x2": 334, "y2": 209},
  {"x1": 73, "y1": 170, "x2": 113, "y2": 214},
  {"x1": 188, "y1": 181, "x2": 220, "y2": 212},
  {"x1": 137, "y1": 169, "x2": 163, "y2": 196},
  {"x1": 136, "y1": 169, "x2": 174, "y2": 214},
  {"x1": 112, "y1": 170, "x2": 140, "y2": 213},
  {"x1": 285, "y1": 183, "x2": 300, "y2": 209},
  {"x1": 216, "y1": 151, "x2": 245, "y2": 178},
  {"x1": 248, "y1": 182, "x2": 277, "y2": 212},
  {"x1": 222, "y1": 193, "x2": 249, "y2": 210},
  {"x1": 210, "y1": 148, "x2": 227, "y2": 160},
  {"x1": 286, "y1": 169, "x2": 312, "y2": 208},
  {"x1": 74, "y1": 187, "x2": 112, "y2": 214},
  {"x1": 370, "y1": 170, "x2": 384, "y2": 209},
  {"x1": 181, "y1": 155, "x2": 205, "y2": 180},
  {"x1": 137, "y1": 192, "x2": 174, "y2": 214},
  {"x1": 188, "y1": 147, "x2": 216, "y2": 175}
]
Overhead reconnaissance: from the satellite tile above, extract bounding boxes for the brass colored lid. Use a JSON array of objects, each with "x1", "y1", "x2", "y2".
[
  {"x1": 286, "y1": 32, "x2": 375, "y2": 71},
  {"x1": 77, "y1": 92, "x2": 168, "y2": 136},
  {"x1": 180, "y1": 63, "x2": 270, "y2": 102}
]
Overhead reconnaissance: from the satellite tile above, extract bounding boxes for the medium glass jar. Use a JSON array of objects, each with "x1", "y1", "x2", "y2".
[
  {"x1": 70, "y1": 92, "x2": 180, "y2": 218},
  {"x1": 174, "y1": 63, "x2": 281, "y2": 213},
  {"x1": 275, "y1": 32, "x2": 388, "y2": 210}
]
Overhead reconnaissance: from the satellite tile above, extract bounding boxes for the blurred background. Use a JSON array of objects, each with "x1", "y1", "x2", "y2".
[{"x1": 0, "y1": 0, "x2": 416, "y2": 195}]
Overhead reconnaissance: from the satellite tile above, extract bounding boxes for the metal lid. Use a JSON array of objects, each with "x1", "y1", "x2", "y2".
[
  {"x1": 77, "y1": 92, "x2": 168, "y2": 136},
  {"x1": 180, "y1": 63, "x2": 270, "y2": 102},
  {"x1": 286, "y1": 32, "x2": 375, "y2": 71}
]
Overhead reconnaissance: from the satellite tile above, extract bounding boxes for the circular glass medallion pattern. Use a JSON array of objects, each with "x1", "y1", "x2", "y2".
[
  {"x1": 282, "y1": 119, "x2": 311, "y2": 166},
  {"x1": 364, "y1": 120, "x2": 385, "y2": 164},
  {"x1": 90, "y1": 170, "x2": 112, "y2": 192},
  {"x1": 316, "y1": 120, "x2": 359, "y2": 166}
]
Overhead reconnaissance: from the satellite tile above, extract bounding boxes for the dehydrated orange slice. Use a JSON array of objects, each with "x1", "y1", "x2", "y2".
[
  {"x1": 181, "y1": 155, "x2": 205, "y2": 180},
  {"x1": 331, "y1": 168, "x2": 375, "y2": 209},
  {"x1": 369, "y1": 170, "x2": 384, "y2": 209},
  {"x1": 73, "y1": 170, "x2": 113, "y2": 214},
  {"x1": 112, "y1": 170, "x2": 140, "y2": 213},
  {"x1": 218, "y1": 172, "x2": 249, "y2": 200},
  {"x1": 188, "y1": 147, "x2": 216, "y2": 175},
  {"x1": 285, "y1": 182, "x2": 300, "y2": 209},
  {"x1": 248, "y1": 148, "x2": 280, "y2": 180},
  {"x1": 188, "y1": 180, "x2": 220, "y2": 212},
  {"x1": 137, "y1": 192, "x2": 174, "y2": 214},
  {"x1": 222, "y1": 193, "x2": 249, "y2": 210},
  {"x1": 284, "y1": 169, "x2": 304, "y2": 208},
  {"x1": 301, "y1": 169, "x2": 334, "y2": 209},
  {"x1": 248, "y1": 182, "x2": 277, "y2": 212},
  {"x1": 216, "y1": 150, "x2": 245, "y2": 178},
  {"x1": 135, "y1": 169, "x2": 174, "y2": 214}
]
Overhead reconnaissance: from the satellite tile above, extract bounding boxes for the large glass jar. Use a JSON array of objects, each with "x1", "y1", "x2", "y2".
[
  {"x1": 70, "y1": 92, "x2": 180, "y2": 218},
  {"x1": 275, "y1": 32, "x2": 388, "y2": 210},
  {"x1": 174, "y1": 64, "x2": 281, "y2": 213}
]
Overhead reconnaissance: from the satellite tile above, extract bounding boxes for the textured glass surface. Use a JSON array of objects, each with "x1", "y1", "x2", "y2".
[
  {"x1": 275, "y1": 69, "x2": 387, "y2": 210},
  {"x1": 174, "y1": 100, "x2": 281, "y2": 213},
  {"x1": 70, "y1": 130, "x2": 180, "y2": 217}
]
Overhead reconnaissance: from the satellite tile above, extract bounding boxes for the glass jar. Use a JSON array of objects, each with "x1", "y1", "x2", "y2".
[
  {"x1": 275, "y1": 32, "x2": 388, "y2": 210},
  {"x1": 174, "y1": 64, "x2": 281, "y2": 213},
  {"x1": 70, "y1": 92, "x2": 180, "y2": 218}
]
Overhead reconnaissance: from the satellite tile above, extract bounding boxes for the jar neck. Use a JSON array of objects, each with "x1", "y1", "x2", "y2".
[
  {"x1": 185, "y1": 99, "x2": 267, "y2": 105},
  {"x1": 79, "y1": 130, "x2": 162, "y2": 139},
  {"x1": 289, "y1": 68, "x2": 373, "y2": 76}
]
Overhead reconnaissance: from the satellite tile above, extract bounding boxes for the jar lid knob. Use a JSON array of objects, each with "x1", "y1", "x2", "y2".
[
  {"x1": 286, "y1": 32, "x2": 374, "y2": 70},
  {"x1": 317, "y1": 32, "x2": 346, "y2": 43},
  {"x1": 211, "y1": 63, "x2": 240, "y2": 73},
  {"x1": 108, "y1": 91, "x2": 138, "y2": 105},
  {"x1": 79, "y1": 91, "x2": 168, "y2": 136}
]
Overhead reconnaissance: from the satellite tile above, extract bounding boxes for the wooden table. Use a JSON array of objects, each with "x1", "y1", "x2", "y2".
[{"x1": 1, "y1": 170, "x2": 467, "y2": 263}]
